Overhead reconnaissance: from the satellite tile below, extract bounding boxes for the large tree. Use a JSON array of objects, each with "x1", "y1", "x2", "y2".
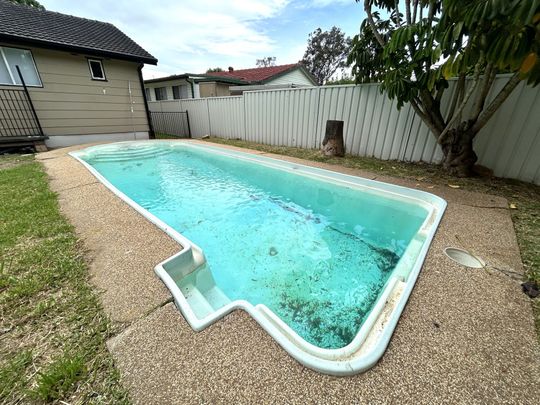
[
  {"x1": 9, "y1": 0, "x2": 44, "y2": 9},
  {"x1": 302, "y1": 27, "x2": 352, "y2": 85},
  {"x1": 256, "y1": 57, "x2": 276, "y2": 68},
  {"x1": 348, "y1": 0, "x2": 540, "y2": 177}
]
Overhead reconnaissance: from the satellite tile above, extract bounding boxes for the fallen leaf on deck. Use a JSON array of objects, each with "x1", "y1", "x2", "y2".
[{"x1": 448, "y1": 184, "x2": 460, "y2": 189}]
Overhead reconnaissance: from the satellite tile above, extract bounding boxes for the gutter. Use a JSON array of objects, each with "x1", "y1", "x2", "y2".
[{"x1": 138, "y1": 64, "x2": 155, "y2": 139}]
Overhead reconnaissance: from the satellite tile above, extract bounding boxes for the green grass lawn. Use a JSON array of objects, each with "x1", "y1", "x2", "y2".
[
  {"x1": 0, "y1": 155, "x2": 129, "y2": 404},
  {"x1": 204, "y1": 137, "x2": 540, "y2": 336}
]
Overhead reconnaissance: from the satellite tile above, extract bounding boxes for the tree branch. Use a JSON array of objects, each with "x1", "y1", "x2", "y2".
[
  {"x1": 471, "y1": 73, "x2": 522, "y2": 134},
  {"x1": 364, "y1": 1, "x2": 386, "y2": 47},
  {"x1": 438, "y1": 63, "x2": 483, "y2": 144},
  {"x1": 435, "y1": 85, "x2": 444, "y2": 103},
  {"x1": 411, "y1": 98, "x2": 442, "y2": 137},
  {"x1": 412, "y1": 0, "x2": 418, "y2": 24},
  {"x1": 427, "y1": 0, "x2": 436, "y2": 25},
  {"x1": 446, "y1": 73, "x2": 465, "y2": 123},
  {"x1": 470, "y1": 63, "x2": 496, "y2": 122},
  {"x1": 405, "y1": 0, "x2": 412, "y2": 25},
  {"x1": 419, "y1": 90, "x2": 446, "y2": 132},
  {"x1": 395, "y1": 1, "x2": 402, "y2": 27}
]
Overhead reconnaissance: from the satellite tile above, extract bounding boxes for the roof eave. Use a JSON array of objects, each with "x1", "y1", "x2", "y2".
[
  {"x1": 144, "y1": 73, "x2": 247, "y2": 85},
  {"x1": 0, "y1": 34, "x2": 158, "y2": 65},
  {"x1": 144, "y1": 74, "x2": 190, "y2": 84}
]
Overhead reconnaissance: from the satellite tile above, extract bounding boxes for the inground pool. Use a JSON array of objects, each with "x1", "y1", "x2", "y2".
[{"x1": 71, "y1": 140, "x2": 446, "y2": 375}]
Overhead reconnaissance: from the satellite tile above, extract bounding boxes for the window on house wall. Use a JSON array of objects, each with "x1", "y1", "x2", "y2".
[
  {"x1": 155, "y1": 87, "x2": 167, "y2": 100},
  {"x1": 88, "y1": 59, "x2": 106, "y2": 80},
  {"x1": 172, "y1": 85, "x2": 189, "y2": 99},
  {"x1": 0, "y1": 46, "x2": 41, "y2": 86},
  {"x1": 145, "y1": 88, "x2": 151, "y2": 101}
]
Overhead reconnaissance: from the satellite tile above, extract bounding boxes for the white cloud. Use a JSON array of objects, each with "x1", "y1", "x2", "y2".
[
  {"x1": 41, "y1": 0, "x2": 291, "y2": 78},
  {"x1": 298, "y1": 0, "x2": 351, "y2": 8}
]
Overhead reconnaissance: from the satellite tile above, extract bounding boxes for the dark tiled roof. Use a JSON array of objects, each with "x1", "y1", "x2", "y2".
[{"x1": 0, "y1": 0, "x2": 157, "y2": 64}]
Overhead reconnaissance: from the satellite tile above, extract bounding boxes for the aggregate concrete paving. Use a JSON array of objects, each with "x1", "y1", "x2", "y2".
[{"x1": 39, "y1": 141, "x2": 539, "y2": 404}]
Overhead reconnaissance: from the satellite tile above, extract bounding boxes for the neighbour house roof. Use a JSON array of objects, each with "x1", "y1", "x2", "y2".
[
  {"x1": 209, "y1": 64, "x2": 316, "y2": 84},
  {"x1": 0, "y1": 0, "x2": 157, "y2": 65},
  {"x1": 144, "y1": 64, "x2": 317, "y2": 86}
]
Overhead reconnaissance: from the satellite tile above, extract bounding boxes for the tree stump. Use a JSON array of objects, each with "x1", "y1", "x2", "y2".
[{"x1": 321, "y1": 120, "x2": 345, "y2": 157}]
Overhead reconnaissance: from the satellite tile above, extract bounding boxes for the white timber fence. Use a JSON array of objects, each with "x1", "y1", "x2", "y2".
[{"x1": 148, "y1": 75, "x2": 540, "y2": 185}]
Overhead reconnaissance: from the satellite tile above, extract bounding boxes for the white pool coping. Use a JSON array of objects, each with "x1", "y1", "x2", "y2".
[{"x1": 70, "y1": 140, "x2": 447, "y2": 376}]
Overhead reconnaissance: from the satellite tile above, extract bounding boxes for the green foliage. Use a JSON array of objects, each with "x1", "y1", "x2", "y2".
[
  {"x1": 302, "y1": 27, "x2": 352, "y2": 85},
  {"x1": 325, "y1": 75, "x2": 356, "y2": 85},
  {"x1": 8, "y1": 0, "x2": 44, "y2": 10},
  {"x1": 349, "y1": 1, "x2": 540, "y2": 109},
  {"x1": 348, "y1": 12, "x2": 391, "y2": 83},
  {"x1": 349, "y1": 1, "x2": 540, "y2": 176},
  {"x1": 256, "y1": 56, "x2": 276, "y2": 68},
  {"x1": 206, "y1": 67, "x2": 224, "y2": 73},
  {"x1": 439, "y1": 0, "x2": 540, "y2": 86}
]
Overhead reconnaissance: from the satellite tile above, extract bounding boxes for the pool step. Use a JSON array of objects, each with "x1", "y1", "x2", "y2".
[
  {"x1": 181, "y1": 283, "x2": 231, "y2": 319},
  {"x1": 178, "y1": 261, "x2": 231, "y2": 319},
  {"x1": 204, "y1": 285, "x2": 232, "y2": 309},
  {"x1": 87, "y1": 147, "x2": 172, "y2": 163},
  {"x1": 182, "y1": 284, "x2": 214, "y2": 319}
]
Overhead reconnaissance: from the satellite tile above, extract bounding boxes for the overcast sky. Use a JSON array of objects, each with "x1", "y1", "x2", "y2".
[{"x1": 39, "y1": 0, "x2": 365, "y2": 79}]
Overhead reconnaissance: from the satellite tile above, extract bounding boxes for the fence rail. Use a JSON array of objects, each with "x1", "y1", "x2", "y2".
[
  {"x1": 148, "y1": 77, "x2": 540, "y2": 185},
  {"x1": 150, "y1": 111, "x2": 191, "y2": 138},
  {"x1": 0, "y1": 88, "x2": 44, "y2": 140}
]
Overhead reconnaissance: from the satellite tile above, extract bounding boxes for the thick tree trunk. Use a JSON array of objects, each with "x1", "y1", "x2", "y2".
[
  {"x1": 439, "y1": 126, "x2": 478, "y2": 177},
  {"x1": 321, "y1": 120, "x2": 345, "y2": 157}
]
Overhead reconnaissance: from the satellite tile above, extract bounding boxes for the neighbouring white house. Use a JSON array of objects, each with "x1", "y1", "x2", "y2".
[{"x1": 144, "y1": 64, "x2": 317, "y2": 101}]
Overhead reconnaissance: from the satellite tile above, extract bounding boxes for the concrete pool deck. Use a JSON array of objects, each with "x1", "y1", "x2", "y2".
[{"x1": 38, "y1": 141, "x2": 539, "y2": 404}]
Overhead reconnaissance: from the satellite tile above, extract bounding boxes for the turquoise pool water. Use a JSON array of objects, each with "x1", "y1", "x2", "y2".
[{"x1": 81, "y1": 143, "x2": 428, "y2": 349}]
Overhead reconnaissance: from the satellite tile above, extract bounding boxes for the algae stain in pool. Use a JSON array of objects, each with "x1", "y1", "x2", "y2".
[{"x1": 83, "y1": 143, "x2": 427, "y2": 349}]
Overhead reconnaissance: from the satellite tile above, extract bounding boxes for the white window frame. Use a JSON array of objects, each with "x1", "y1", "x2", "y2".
[
  {"x1": 88, "y1": 58, "x2": 106, "y2": 81},
  {"x1": 0, "y1": 46, "x2": 42, "y2": 87}
]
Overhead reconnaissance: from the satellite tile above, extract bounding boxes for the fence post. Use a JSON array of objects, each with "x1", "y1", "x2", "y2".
[
  {"x1": 15, "y1": 65, "x2": 44, "y2": 136},
  {"x1": 186, "y1": 110, "x2": 192, "y2": 138},
  {"x1": 206, "y1": 98, "x2": 212, "y2": 136},
  {"x1": 242, "y1": 93, "x2": 247, "y2": 140}
]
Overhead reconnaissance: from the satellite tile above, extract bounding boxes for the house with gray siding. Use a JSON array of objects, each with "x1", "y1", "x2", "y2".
[{"x1": 0, "y1": 0, "x2": 157, "y2": 148}]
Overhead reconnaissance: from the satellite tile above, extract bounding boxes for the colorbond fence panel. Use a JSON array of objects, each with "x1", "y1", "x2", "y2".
[
  {"x1": 148, "y1": 76, "x2": 540, "y2": 184},
  {"x1": 207, "y1": 96, "x2": 245, "y2": 139}
]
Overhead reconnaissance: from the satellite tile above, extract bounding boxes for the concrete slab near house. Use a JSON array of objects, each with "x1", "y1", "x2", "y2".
[{"x1": 38, "y1": 141, "x2": 540, "y2": 404}]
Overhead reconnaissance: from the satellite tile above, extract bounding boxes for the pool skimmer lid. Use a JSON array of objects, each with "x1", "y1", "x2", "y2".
[{"x1": 444, "y1": 247, "x2": 485, "y2": 269}]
